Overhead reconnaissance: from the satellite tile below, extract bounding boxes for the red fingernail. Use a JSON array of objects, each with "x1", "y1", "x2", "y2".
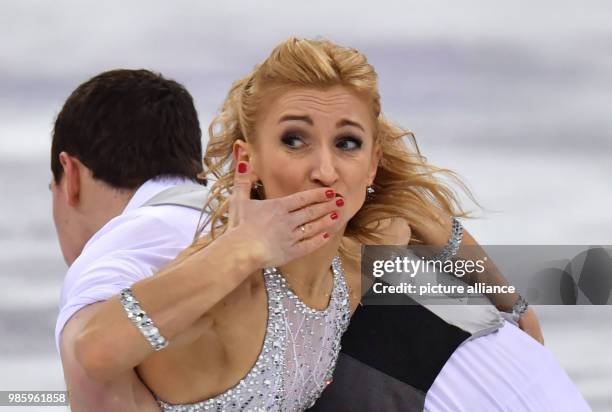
[
  {"x1": 323, "y1": 232, "x2": 330, "y2": 239},
  {"x1": 238, "y1": 162, "x2": 247, "y2": 174},
  {"x1": 330, "y1": 212, "x2": 338, "y2": 220},
  {"x1": 325, "y1": 189, "x2": 334, "y2": 199},
  {"x1": 336, "y1": 198, "x2": 344, "y2": 207}
]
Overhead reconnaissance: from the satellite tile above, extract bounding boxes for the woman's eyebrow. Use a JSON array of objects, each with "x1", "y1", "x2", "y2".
[
  {"x1": 279, "y1": 114, "x2": 313, "y2": 125},
  {"x1": 337, "y1": 119, "x2": 365, "y2": 132},
  {"x1": 279, "y1": 115, "x2": 365, "y2": 132}
]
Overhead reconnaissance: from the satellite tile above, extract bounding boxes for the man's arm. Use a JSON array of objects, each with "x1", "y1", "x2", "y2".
[{"x1": 60, "y1": 302, "x2": 161, "y2": 411}]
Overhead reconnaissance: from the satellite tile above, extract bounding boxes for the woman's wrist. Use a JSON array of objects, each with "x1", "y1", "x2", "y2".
[
  {"x1": 509, "y1": 294, "x2": 529, "y2": 323},
  {"x1": 494, "y1": 292, "x2": 520, "y2": 313},
  {"x1": 497, "y1": 293, "x2": 529, "y2": 320},
  {"x1": 215, "y1": 228, "x2": 267, "y2": 274}
]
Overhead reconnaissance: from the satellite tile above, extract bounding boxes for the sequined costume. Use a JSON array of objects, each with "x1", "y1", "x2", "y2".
[{"x1": 155, "y1": 256, "x2": 351, "y2": 411}]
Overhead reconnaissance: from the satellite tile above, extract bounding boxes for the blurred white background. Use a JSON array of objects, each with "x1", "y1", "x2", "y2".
[{"x1": 0, "y1": 1, "x2": 610, "y2": 410}]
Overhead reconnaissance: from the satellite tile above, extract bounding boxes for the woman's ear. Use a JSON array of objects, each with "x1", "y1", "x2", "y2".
[
  {"x1": 367, "y1": 145, "x2": 383, "y2": 185},
  {"x1": 232, "y1": 139, "x2": 249, "y2": 163},
  {"x1": 232, "y1": 139, "x2": 260, "y2": 182}
]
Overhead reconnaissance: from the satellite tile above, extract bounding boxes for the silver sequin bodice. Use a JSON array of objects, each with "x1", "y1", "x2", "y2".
[{"x1": 156, "y1": 256, "x2": 351, "y2": 411}]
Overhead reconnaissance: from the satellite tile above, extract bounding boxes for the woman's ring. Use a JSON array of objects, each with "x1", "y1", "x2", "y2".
[{"x1": 300, "y1": 225, "x2": 306, "y2": 233}]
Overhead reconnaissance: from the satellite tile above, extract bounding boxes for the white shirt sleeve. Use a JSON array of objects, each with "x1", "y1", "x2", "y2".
[{"x1": 54, "y1": 211, "x2": 196, "y2": 353}]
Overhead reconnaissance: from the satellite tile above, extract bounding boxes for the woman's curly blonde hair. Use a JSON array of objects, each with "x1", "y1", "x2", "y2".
[{"x1": 187, "y1": 37, "x2": 480, "y2": 266}]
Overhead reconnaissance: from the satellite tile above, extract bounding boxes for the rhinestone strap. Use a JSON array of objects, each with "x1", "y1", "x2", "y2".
[
  {"x1": 510, "y1": 294, "x2": 529, "y2": 323},
  {"x1": 430, "y1": 217, "x2": 463, "y2": 261},
  {"x1": 119, "y1": 287, "x2": 168, "y2": 351}
]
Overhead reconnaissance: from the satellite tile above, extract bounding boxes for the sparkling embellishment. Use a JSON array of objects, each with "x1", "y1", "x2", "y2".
[
  {"x1": 429, "y1": 217, "x2": 463, "y2": 262},
  {"x1": 120, "y1": 287, "x2": 168, "y2": 351},
  {"x1": 510, "y1": 294, "x2": 529, "y2": 322},
  {"x1": 155, "y1": 256, "x2": 350, "y2": 411}
]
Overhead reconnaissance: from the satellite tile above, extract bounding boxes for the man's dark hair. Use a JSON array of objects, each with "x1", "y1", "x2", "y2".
[{"x1": 51, "y1": 69, "x2": 204, "y2": 189}]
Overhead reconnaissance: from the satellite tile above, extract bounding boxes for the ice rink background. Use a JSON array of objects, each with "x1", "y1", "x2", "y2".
[{"x1": 1, "y1": 1, "x2": 611, "y2": 410}]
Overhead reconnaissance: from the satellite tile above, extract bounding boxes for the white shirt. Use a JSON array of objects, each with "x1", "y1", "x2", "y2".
[{"x1": 54, "y1": 176, "x2": 206, "y2": 352}]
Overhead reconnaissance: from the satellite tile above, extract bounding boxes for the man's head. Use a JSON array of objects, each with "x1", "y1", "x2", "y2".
[{"x1": 50, "y1": 69, "x2": 203, "y2": 264}]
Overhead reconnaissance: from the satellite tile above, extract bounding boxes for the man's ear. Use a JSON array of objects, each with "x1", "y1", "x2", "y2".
[{"x1": 58, "y1": 152, "x2": 81, "y2": 207}]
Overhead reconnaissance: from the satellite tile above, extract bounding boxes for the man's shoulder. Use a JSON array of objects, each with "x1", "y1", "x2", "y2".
[
  {"x1": 97, "y1": 204, "x2": 200, "y2": 245},
  {"x1": 70, "y1": 204, "x2": 202, "y2": 276},
  {"x1": 125, "y1": 202, "x2": 202, "y2": 236},
  {"x1": 56, "y1": 191, "x2": 207, "y2": 353}
]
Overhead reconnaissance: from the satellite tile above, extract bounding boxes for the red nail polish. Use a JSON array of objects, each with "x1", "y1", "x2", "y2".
[
  {"x1": 238, "y1": 162, "x2": 247, "y2": 174},
  {"x1": 336, "y1": 198, "x2": 344, "y2": 207},
  {"x1": 323, "y1": 232, "x2": 330, "y2": 239},
  {"x1": 325, "y1": 189, "x2": 334, "y2": 198},
  {"x1": 330, "y1": 212, "x2": 338, "y2": 220}
]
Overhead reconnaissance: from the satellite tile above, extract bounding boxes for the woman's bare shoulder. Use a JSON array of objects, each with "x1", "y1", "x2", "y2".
[
  {"x1": 362, "y1": 217, "x2": 413, "y2": 245},
  {"x1": 382, "y1": 217, "x2": 412, "y2": 245},
  {"x1": 340, "y1": 217, "x2": 413, "y2": 313}
]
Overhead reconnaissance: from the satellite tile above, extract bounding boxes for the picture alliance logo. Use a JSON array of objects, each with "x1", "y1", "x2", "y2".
[{"x1": 371, "y1": 256, "x2": 488, "y2": 278}]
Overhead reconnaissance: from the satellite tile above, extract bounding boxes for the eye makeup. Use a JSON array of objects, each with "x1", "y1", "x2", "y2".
[
  {"x1": 336, "y1": 135, "x2": 363, "y2": 151},
  {"x1": 280, "y1": 130, "x2": 363, "y2": 152},
  {"x1": 280, "y1": 131, "x2": 306, "y2": 149}
]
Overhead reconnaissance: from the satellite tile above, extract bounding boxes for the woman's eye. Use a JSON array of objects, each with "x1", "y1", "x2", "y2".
[
  {"x1": 337, "y1": 137, "x2": 363, "y2": 151},
  {"x1": 281, "y1": 134, "x2": 305, "y2": 149}
]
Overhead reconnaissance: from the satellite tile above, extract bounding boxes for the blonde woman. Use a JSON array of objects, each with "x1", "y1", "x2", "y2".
[{"x1": 74, "y1": 38, "x2": 589, "y2": 411}]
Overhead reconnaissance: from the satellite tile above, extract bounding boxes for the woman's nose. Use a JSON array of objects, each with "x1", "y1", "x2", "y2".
[{"x1": 310, "y1": 150, "x2": 339, "y2": 186}]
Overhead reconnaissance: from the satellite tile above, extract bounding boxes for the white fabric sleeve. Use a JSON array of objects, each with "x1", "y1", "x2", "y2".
[{"x1": 54, "y1": 213, "x2": 194, "y2": 353}]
